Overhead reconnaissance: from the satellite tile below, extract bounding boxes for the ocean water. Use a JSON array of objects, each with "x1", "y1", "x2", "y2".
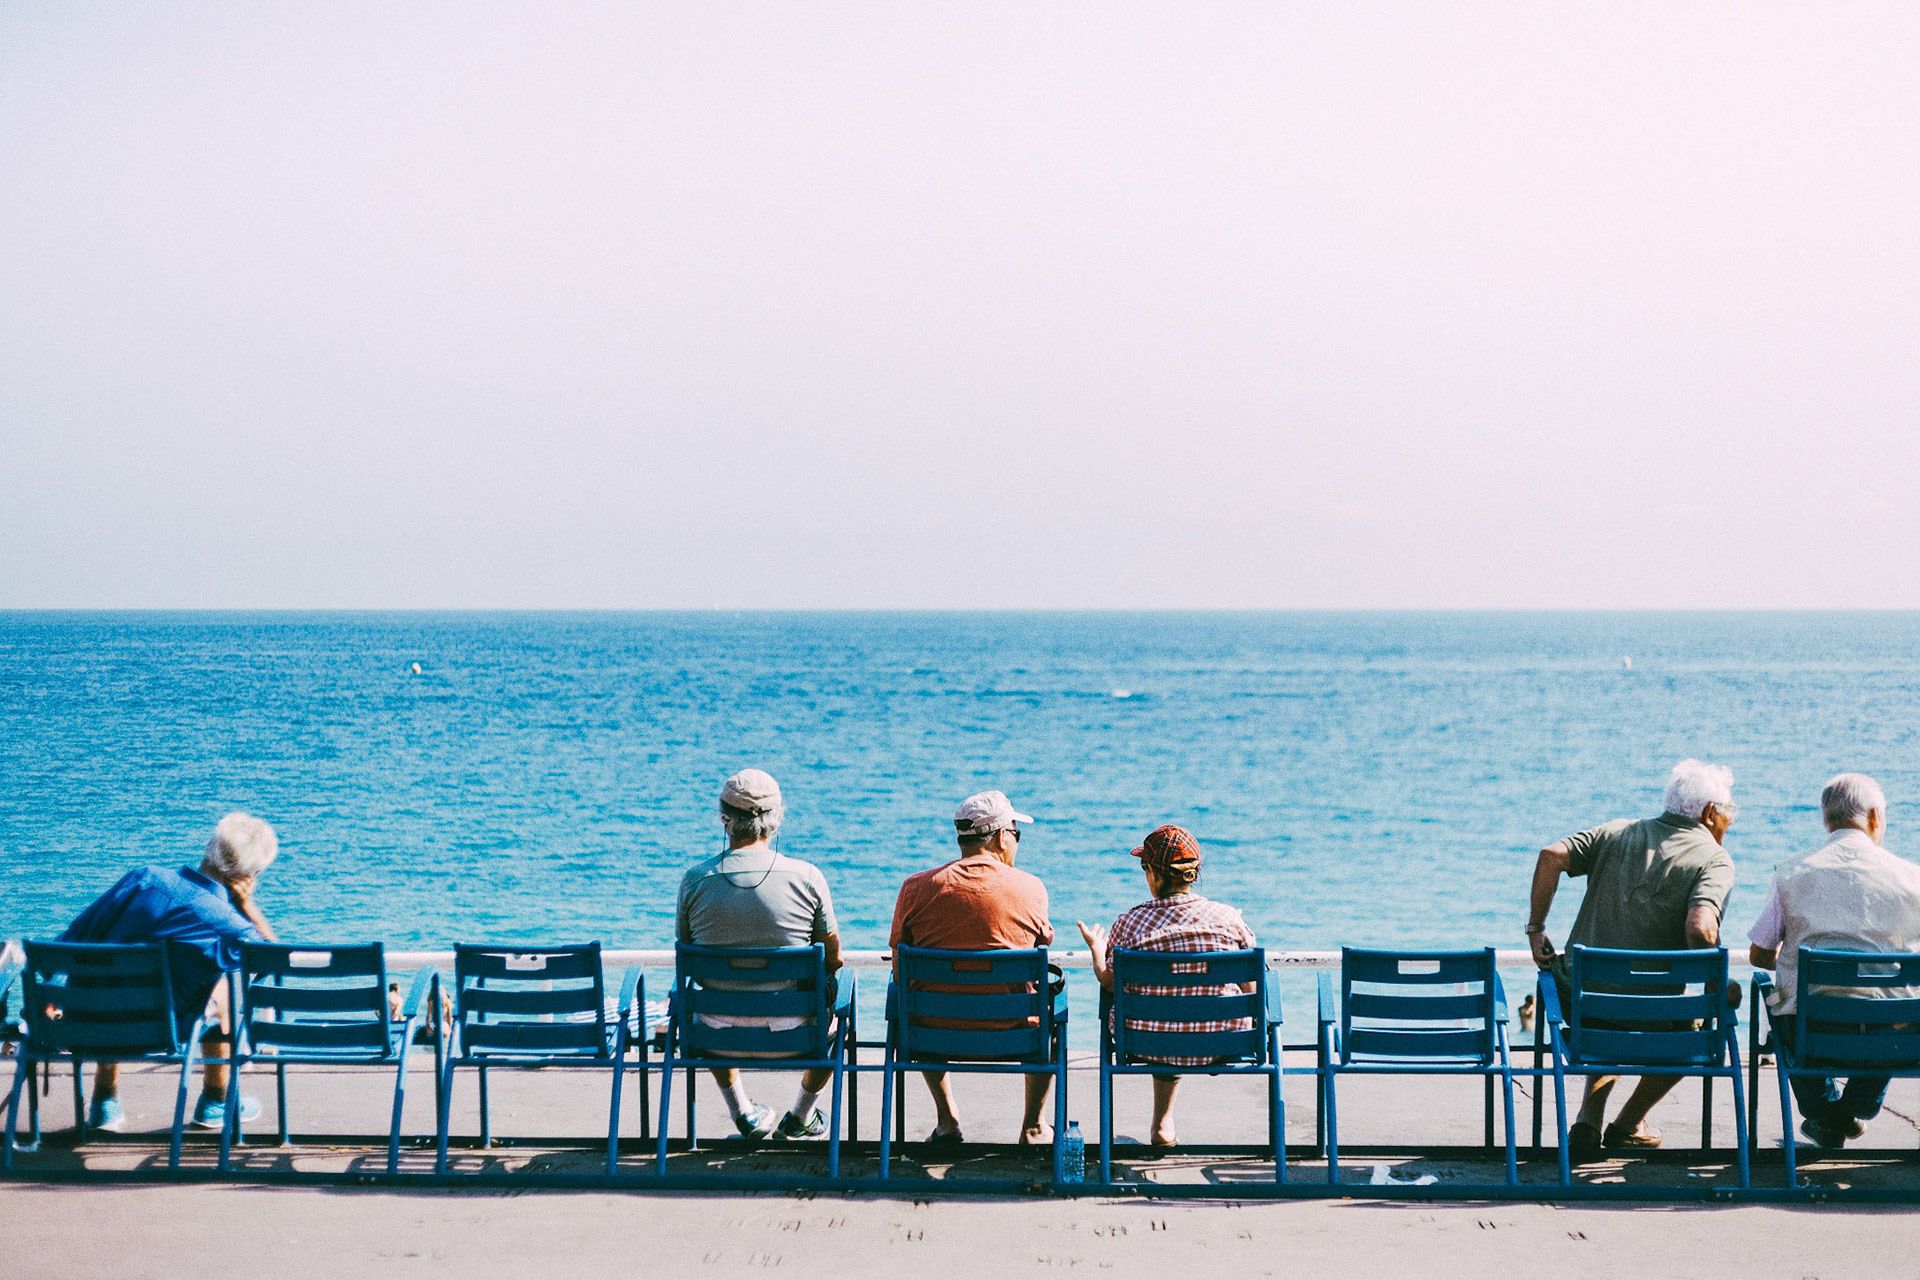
[{"x1": 3, "y1": 611, "x2": 1919, "y2": 958}]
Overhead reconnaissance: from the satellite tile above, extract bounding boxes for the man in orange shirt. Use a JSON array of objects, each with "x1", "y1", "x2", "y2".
[{"x1": 890, "y1": 790, "x2": 1054, "y2": 1148}]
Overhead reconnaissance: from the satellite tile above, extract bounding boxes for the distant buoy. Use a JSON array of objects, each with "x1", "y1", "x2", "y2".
[
  {"x1": 1110, "y1": 689, "x2": 1133, "y2": 699},
  {"x1": 410, "y1": 662, "x2": 423, "y2": 675},
  {"x1": 1621, "y1": 656, "x2": 1632, "y2": 671}
]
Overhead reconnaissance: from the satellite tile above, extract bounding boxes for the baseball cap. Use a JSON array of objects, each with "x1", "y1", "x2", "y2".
[
  {"x1": 1132, "y1": 824, "x2": 1201, "y2": 873},
  {"x1": 719, "y1": 768, "x2": 783, "y2": 814},
  {"x1": 953, "y1": 790, "x2": 1033, "y2": 837}
]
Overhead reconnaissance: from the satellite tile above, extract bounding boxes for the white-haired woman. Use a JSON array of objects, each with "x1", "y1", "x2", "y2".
[
  {"x1": 59, "y1": 812, "x2": 281, "y2": 1131},
  {"x1": 1523, "y1": 759, "x2": 1737, "y2": 1162}
]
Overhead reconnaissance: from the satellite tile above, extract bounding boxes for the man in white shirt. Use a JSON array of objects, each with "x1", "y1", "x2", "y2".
[{"x1": 1749, "y1": 773, "x2": 1920, "y2": 1148}]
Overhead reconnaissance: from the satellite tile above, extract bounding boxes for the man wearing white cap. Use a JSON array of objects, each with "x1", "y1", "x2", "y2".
[
  {"x1": 676, "y1": 768, "x2": 842, "y2": 1141},
  {"x1": 888, "y1": 790, "x2": 1055, "y2": 1148}
]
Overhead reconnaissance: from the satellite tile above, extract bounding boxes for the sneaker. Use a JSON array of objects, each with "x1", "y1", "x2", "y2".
[
  {"x1": 775, "y1": 1107, "x2": 827, "y2": 1140},
  {"x1": 190, "y1": 1093, "x2": 262, "y2": 1130},
  {"x1": 87, "y1": 1096, "x2": 127, "y2": 1133},
  {"x1": 732, "y1": 1102, "x2": 777, "y2": 1140},
  {"x1": 1800, "y1": 1115, "x2": 1850, "y2": 1149}
]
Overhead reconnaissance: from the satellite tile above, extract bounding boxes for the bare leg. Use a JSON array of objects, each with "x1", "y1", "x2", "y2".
[
  {"x1": 1150, "y1": 1077, "x2": 1180, "y2": 1146},
  {"x1": 93, "y1": 1062, "x2": 119, "y2": 1103},
  {"x1": 1607, "y1": 1075, "x2": 1680, "y2": 1136},
  {"x1": 709, "y1": 1067, "x2": 738, "y2": 1090},
  {"x1": 1019, "y1": 1071, "x2": 1052, "y2": 1142},
  {"x1": 920, "y1": 1070, "x2": 961, "y2": 1135},
  {"x1": 1575, "y1": 1075, "x2": 1618, "y2": 1128},
  {"x1": 800, "y1": 1067, "x2": 833, "y2": 1093},
  {"x1": 199, "y1": 982, "x2": 234, "y2": 1099}
]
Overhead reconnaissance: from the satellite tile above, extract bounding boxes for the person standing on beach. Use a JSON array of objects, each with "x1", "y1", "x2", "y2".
[
  {"x1": 1748, "y1": 772, "x2": 1920, "y2": 1149},
  {"x1": 1525, "y1": 759, "x2": 1737, "y2": 1162},
  {"x1": 1077, "y1": 824, "x2": 1257, "y2": 1147},
  {"x1": 889, "y1": 790, "x2": 1055, "y2": 1148},
  {"x1": 676, "y1": 768, "x2": 843, "y2": 1141},
  {"x1": 58, "y1": 812, "x2": 281, "y2": 1132}
]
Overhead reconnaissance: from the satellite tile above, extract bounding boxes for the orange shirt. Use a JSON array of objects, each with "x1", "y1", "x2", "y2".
[{"x1": 889, "y1": 855, "x2": 1054, "y2": 952}]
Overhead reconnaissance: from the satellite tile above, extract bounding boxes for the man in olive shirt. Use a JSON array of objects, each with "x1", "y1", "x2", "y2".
[{"x1": 1526, "y1": 759, "x2": 1737, "y2": 1162}]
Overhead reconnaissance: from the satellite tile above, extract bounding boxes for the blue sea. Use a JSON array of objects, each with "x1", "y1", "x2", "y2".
[{"x1": 4, "y1": 612, "x2": 1918, "y2": 958}]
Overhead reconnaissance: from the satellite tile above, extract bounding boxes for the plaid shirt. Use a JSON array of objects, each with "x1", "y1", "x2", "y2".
[{"x1": 1108, "y1": 893, "x2": 1257, "y2": 1067}]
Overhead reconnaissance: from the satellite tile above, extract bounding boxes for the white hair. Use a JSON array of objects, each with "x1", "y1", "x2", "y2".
[
  {"x1": 201, "y1": 812, "x2": 279, "y2": 881},
  {"x1": 1821, "y1": 773, "x2": 1886, "y2": 830},
  {"x1": 721, "y1": 803, "x2": 782, "y2": 845},
  {"x1": 1663, "y1": 759, "x2": 1734, "y2": 820}
]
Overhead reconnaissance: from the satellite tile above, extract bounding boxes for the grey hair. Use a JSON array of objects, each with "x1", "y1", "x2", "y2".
[
  {"x1": 721, "y1": 803, "x2": 782, "y2": 845},
  {"x1": 1663, "y1": 759, "x2": 1734, "y2": 820},
  {"x1": 1821, "y1": 772, "x2": 1886, "y2": 830},
  {"x1": 201, "y1": 812, "x2": 279, "y2": 881}
]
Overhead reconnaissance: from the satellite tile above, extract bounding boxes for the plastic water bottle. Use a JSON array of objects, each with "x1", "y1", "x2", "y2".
[{"x1": 1060, "y1": 1121, "x2": 1085, "y2": 1183}]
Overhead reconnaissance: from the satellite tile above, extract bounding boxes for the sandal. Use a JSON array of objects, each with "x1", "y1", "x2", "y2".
[
  {"x1": 924, "y1": 1127, "x2": 965, "y2": 1152},
  {"x1": 1603, "y1": 1121, "x2": 1662, "y2": 1150}
]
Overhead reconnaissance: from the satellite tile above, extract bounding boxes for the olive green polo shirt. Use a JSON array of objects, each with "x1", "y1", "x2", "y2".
[{"x1": 1563, "y1": 812, "x2": 1734, "y2": 951}]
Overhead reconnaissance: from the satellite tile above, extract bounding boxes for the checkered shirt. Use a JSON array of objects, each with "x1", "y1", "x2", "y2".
[{"x1": 1108, "y1": 894, "x2": 1257, "y2": 1068}]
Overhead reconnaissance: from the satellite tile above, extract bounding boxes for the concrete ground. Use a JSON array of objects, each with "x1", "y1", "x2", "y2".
[{"x1": 3, "y1": 1052, "x2": 1918, "y2": 1278}]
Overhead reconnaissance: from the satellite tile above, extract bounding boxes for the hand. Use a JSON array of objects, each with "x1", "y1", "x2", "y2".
[
  {"x1": 1076, "y1": 921, "x2": 1107, "y2": 959},
  {"x1": 1528, "y1": 929, "x2": 1556, "y2": 970},
  {"x1": 226, "y1": 874, "x2": 257, "y2": 906}
]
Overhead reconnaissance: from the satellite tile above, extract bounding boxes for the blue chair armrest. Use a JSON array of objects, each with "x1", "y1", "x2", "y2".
[
  {"x1": 400, "y1": 967, "x2": 439, "y2": 1021},
  {"x1": 617, "y1": 968, "x2": 645, "y2": 1043},
  {"x1": 0, "y1": 942, "x2": 22, "y2": 1005},
  {"x1": 1492, "y1": 972, "x2": 1511, "y2": 1023},
  {"x1": 1316, "y1": 971, "x2": 1335, "y2": 1027},
  {"x1": 1264, "y1": 979, "x2": 1284, "y2": 1029},
  {"x1": 1535, "y1": 970, "x2": 1566, "y2": 1029},
  {"x1": 1752, "y1": 970, "x2": 1776, "y2": 1000},
  {"x1": 1053, "y1": 988, "x2": 1070, "y2": 1024},
  {"x1": 832, "y1": 970, "x2": 856, "y2": 1013}
]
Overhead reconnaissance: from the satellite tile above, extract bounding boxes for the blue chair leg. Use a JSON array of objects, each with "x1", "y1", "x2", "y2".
[
  {"x1": 277, "y1": 1063, "x2": 289, "y2": 1146},
  {"x1": 1052, "y1": 1045, "x2": 1068, "y2": 1186},
  {"x1": 1501, "y1": 1063, "x2": 1519, "y2": 1185},
  {"x1": 653, "y1": 1040, "x2": 675, "y2": 1175},
  {"x1": 3, "y1": 1053, "x2": 30, "y2": 1170},
  {"x1": 388, "y1": 1049, "x2": 410, "y2": 1174},
  {"x1": 1702, "y1": 1072, "x2": 1713, "y2": 1151},
  {"x1": 70, "y1": 1060, "x2": 85, "y2": 1132},
  {"x1": 28, "y1": 1062, "x2": 42, "y2": 1150},
  {"x1": 1729, "y1": 1059, "x2": 1750, "y2": 1189},
  {"x1": 828, "y1": 1054, "x2": 846, "y2": 1179},
  {"x1": 684, "y1": 1067, "x2": 697, "y2": 1151},
  {"x1": 1322, "y1": 1067, "x2": 1340, "y2": 1185},
  {"x1": 1551, "y1": 1039, "x2": 1571, "y2": 1185},
  {"x1": 477, "y1": 1065, "x2": 491, "y2": 1148},
  {"x1": 1777, "y1": 1060, "x2": 1800, "y2": 1188},
  {"x1": 1483, "y1": 1072, "x2": 1494, "y2": 1149},
  {"x1": 1098, "y1": 1059, "x2": 1113, "y2": 1184},
  {"x1": 168, "y1": 1050, "x2": 195, "y2": 1170},
  {"x1": 219, "y1": 1055, "x2": 240, "y2": 1171},
  {"x1": 434, "y1": 1063, "x2": 456, "y2": 1174},
  {"x1": 607, "y1": 1053, "x2": 626, "y2": 1177},
  {"x1": 1270, "y1": 1058, "x2": 1287, "y2": 1184},
  {"x1": 877, "y1": 1055, "x2": 895, "y2": 1179}
]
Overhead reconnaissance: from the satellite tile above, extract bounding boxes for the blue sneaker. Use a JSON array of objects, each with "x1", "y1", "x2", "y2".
[
  {"x1": 189, "y1": 1093, "x2": 262, "y2": 1130},
  {"x1": 87, "y1": 1095, "x2": 127, "y2": 1132}
]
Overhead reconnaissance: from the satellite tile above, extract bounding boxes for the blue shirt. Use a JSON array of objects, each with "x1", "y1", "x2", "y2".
[{"x1": 60, "y1": 865, "x2": 263, "y2": 1011}]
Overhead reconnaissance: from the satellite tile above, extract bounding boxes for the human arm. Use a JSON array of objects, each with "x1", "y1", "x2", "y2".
[
  {"x1": 1526, "y1": 842, "x2": 1571, "y2": 968},
  {"x1": 822, "y1": 930, "x2": 843, "y2": 974},
  {"x1": 1686, "y1": 851, "x2": 1735, "y2": 950},
  {"x1": 1747, "y1": 882, "x2": 1782, "y2": 970},
  {"x1": 227, "y1": 876, "x2": 277, "y2": 943},
  {"x1": 1076, "y1": 921, "x2": 1112, "y2": 990}
]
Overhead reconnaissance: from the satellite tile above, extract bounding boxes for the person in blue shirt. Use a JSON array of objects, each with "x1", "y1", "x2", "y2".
[{"x1": 59, "y1": 812, "x2": 281, "y2": 1131}]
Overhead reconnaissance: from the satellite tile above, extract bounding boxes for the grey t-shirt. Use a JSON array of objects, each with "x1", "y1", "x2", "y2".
[
  {"x1": 676, "y1": 849, "x2": 837, "y2": 950},
  {"x1": 1563, "y1": 812, "x2": 1734, "y2": 951}
]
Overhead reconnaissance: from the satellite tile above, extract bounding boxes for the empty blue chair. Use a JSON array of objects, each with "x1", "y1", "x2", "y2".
[
  {"x1": 655, "y1": 942, "x2": 855, "y2": 1176},
  {"x1": 1100, "y1": 946, "x2": 1284, "y2": 1183},
  {"x1": 436, "y1": 943, "x2": 645, "y2": 1175},
  {"x1": 1751, "y1": 947, "x2": 1920, "y2": 1187},
  {"x1": 3, "y1": 940, "x2": 213, "y2": 1170},
  {"x1": 228, "y1": 942, "x2": 440, "y2": 1173},
  {"x1": 1537, "y1": 944, "x2": 1747, "y2": 1186},
  {"x1": 1317, "y1": 947, "x2": 1518, "y2": 1184},
  {"x1": 878, "y1": 946, "x2": 1069, "y2": 1182}
]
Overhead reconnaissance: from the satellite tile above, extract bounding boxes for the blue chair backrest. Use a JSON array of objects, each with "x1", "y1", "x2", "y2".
[
  {"x1": 241, "y1": 943, "x2": 392, "y2": 1059},
  {"x1": 1340, "y1": 947, "x2": 1499, "y2": 1065},
  {"x1": 452, "y1": 943, "x2": 609, "y2": 1059},
  {"x1": 895, "y1": 946, "x2": 1055, "y2": 1064},
  {"x1": 1111, "y1": 947, "x2": 1267, "y2": 1066},
  {"x1": 20, "y1": 940, "x2": 186, "y2": 1058},
  {"x1": 1792, "y1": 947, "x2": 1920, "y2": 1070},
  {"x1": 674, "y1": 943, "x2": 832, "y2": 1060},
  {"x1": 1567, "y1": 945, "x2": 1729, "y2": 1067}
]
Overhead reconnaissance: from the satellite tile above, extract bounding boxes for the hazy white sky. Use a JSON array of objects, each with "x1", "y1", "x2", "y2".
[{"x1": 3, "y1": 4, "x2": 1916, "y2": 608}]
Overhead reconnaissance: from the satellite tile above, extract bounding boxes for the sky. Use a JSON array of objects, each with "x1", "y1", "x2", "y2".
[{"x1": 2, "y1": 4, "x2": 1917, "y2": 609}]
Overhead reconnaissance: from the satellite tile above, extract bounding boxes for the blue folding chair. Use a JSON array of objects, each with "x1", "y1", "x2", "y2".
[
  {"x1": 1751, "y1": 947, "x2": 1920, "y2": 1188},
  {"x1": 228, "y1": 942, "x2": 440, "y2": 1173},
  {"x1": 435, "y1": 943, "x2": 645, "y2": 1175},
  {"x1": 654, "y1": 943, "x2": 855, "y2": 1176},
  {"x1": 1317, "y1": 947, "x2": 1518, "y2": 1185},
  {"x1": 878, "y1": 946, "x2": 1069, "y2": 1183},
  {"x1": 3, "y1": 940, "x2": 213, "y2": 1171},
  {"x1": 1537, "y1": 944, "x2": 1747, "y2": 1187},
  {"x1": 1100, "y1": 947, "x2": 1284, "y2": 1183}
]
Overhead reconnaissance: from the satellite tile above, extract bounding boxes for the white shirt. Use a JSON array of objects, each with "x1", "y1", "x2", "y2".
[{"x1": 1749, "y1": 827, "x2": 1920, "y2": 1014}]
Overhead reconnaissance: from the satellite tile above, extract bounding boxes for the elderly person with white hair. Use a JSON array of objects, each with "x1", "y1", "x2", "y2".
[
  {"x1": 675, "y1": 769, "x2": 842, "y2": 1141},
  {"x1": 58, "y1": 812, "x2": 281, "y2": 1132},
  {"x1": 1525, "y1": 759, "x2": 1738, "y2": 1162},
  {"x1": 1749, "y1": 773, "x2": 1920, "y2": 1148}
]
